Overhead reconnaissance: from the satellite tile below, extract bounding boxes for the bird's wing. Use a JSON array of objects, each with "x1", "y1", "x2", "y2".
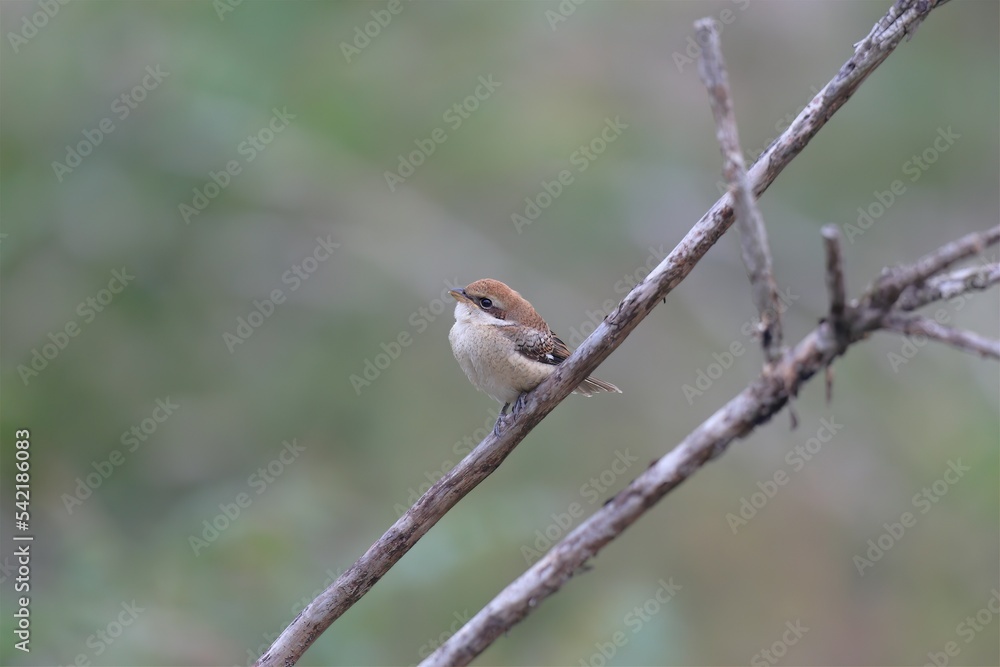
[
  {"x1": 549, "y1": 334, "x2": 572, "y2": 363},
  {"x1": 497, "y1": 326, "x2": 566, "y2": 366},
  {"x1": 499, "y1": 326, "x2": 621, "y2": 393}
]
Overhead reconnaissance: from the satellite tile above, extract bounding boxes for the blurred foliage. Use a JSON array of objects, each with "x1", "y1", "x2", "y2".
[{"x1": 1, "y1": 1, "x2": 998, "y2": 666}]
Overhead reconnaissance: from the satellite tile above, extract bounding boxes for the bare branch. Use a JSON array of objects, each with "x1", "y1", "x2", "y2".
[
  {"x1": 421, "y1": 225, "x2": 998, "y2": 667},
  {"x1": 696, "y1": 18, "x2": 783, "y2": 363},
  {"x1": 822, "y1": 225, "x2": 848, "y2": 337},
  {"x1": 896, "y1": 262, "x2": 1000, "y2": 311},
  {"x1": 868, "y1": 226, "x2": 1000, "y2": 309},
  {"x1": 822, "y1": 226, "x2": 848, "y2": 320},
  {"x1": 255, "y1": 1, "x2": 954, "y2": 665},
  {"x1": 883, "y1": 313, "x2": 1000, "y2": 359},
  {"x1": 821, "y1": 225, "x2": 847, "y2": 403}
]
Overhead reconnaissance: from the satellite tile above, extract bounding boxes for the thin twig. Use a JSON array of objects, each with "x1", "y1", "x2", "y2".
[
  {"x1": 822, "y1": 225, "x2": 848, "y2": 330},
  {"x1": 896, "y1": 262, "x2": 1000, "y2": 311},
  {"x1": 869, "y1": 227, "x2": 1000, "y2": 309},
  {"x1": 883, "y1": 312, "x2": 1000, "y2": 359},
  {"x1": 786, "y1": 399, "x2": 799, "y2": 430},
  {"x1": 821, "y1": 225, "x2": 848, "y2": 405},
  {"x1": 859, "y1": 227, "x2": 1000, "y2": 328},
  {"x1": 255, "y1": 1, "x2": 953, "y2": 665},
  {"x1": 696, "y1": 18, "x2": 783, "y2": 363},
  {"x1": 421, "y1": 226, "x2": 999, "y2": 667}
]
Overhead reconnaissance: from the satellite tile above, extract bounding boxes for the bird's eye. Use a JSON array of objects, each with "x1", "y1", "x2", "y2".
[{"x1": 479, "y1": 298, "x2": 493, "y2": 309}]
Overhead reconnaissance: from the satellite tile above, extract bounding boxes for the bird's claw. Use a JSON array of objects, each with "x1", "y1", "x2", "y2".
[
  {"x1": 492, "y1": 412, "x2": 513, "y2": 436},
  {"x1": 494, "y1": 393, "x2": 530, "y2": 435}
]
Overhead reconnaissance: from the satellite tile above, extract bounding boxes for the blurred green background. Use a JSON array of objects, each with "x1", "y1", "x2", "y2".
[{"x1": 2, "y1": 1, "x2": 998, "y2": 665}]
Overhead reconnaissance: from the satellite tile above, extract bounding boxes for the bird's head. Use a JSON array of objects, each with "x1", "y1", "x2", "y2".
[{"x1": 449, "y1": 279, "x2": 545, "y2": 328}]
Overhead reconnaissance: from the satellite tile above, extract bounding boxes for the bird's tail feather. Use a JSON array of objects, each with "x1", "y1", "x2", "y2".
[{"x1": 573, "y1": 376, "x2": 622, "y2": 397}]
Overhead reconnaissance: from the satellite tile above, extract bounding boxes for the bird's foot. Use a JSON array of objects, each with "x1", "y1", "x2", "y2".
[
  {"x1": 494, "y1": 393, "x2": 529, "y2": 435},
  {"x1": 493, "y1": 412, "x2": 513, "y2": 436}
]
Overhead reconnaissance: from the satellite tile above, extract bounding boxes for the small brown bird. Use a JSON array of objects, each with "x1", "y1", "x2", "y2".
[{"x1": 449, "y1": 279, "x2": 620, "y2": 431}]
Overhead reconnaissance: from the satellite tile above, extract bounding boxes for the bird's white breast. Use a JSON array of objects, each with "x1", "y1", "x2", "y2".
[{"x1": 448, "y1": 304, "x2": 546, "y2": 405}]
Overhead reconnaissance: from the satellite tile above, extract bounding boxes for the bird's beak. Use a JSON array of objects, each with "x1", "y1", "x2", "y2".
[{"x1": 449, "y1": 288, "x2": 474, "y2": 304}]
